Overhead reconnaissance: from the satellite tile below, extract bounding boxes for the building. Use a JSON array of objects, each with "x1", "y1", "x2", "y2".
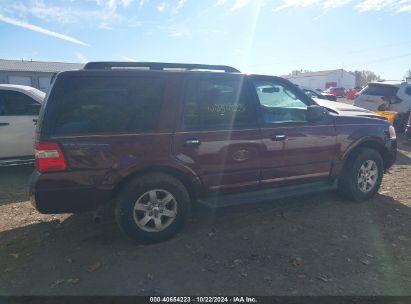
[
  {"x1": 0, "y1": 59, "x2": 83, "y2": 92},
  {"x1": 283, "y1": 69, "x2": 356, "y2": 90}
]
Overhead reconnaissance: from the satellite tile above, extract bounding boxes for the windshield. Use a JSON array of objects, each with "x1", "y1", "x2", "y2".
[
  {"x1": 362, "y1": 84, "x2": 400, "y2": 96},
  {"x1": 302, "y1": 89, "x2": 318, "y2": 98}
]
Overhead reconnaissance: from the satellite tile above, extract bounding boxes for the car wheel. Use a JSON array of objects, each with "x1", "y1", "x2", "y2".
[
  {"x1": 338, "y1": 148, "x2": 383, "y2": 202},
  {"x1": 115, "y1": 173, "x2": 190, "y2": 243}
]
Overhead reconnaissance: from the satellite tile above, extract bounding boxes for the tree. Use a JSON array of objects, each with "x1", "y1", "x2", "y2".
[
  {"x1": 289, "y1": 69, "x2": 311, "y2": 76},
  {"x1": 405, "y1": 69, "x2": 411, "y2": 79},
  {"x1": 350, "y1": 70, "x2": 382, "y2": 87}
]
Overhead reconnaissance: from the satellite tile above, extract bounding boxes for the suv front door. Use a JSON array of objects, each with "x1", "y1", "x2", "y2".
[
  {"x1": 173, "y1": 74, "x2": 263, "y2": 192},
  {"x1": 250, "y1": 76, "x2": 337, "y2": 185},
  {"x1": 0, "y1": 90, "x2": 41, "y2": 159}
]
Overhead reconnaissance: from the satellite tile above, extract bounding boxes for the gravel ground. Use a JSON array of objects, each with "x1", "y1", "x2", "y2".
[{"x1": 0, "y1": 136, "x2": 410, "y2": 296}]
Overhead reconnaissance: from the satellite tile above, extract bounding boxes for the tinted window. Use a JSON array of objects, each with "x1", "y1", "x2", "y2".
[
  {"x1": 182, "y1": 76, "x2": 257, "y2": 130},
  {"x1": 252, "y1": 79, "x2": 308, "y2": 124},
  {"x1": 0, "y1": 90, "x2": 40, "y2": 116},
  {"x1": 53, "y1": 76, "x2": 165, "y2": 135},
  {"x1": 362, "y1": 84, "x2": 399, "y2": 97},
  {"x1": 406, "y1": 87, "x2": 411, "y2": 96},
  {"x1": 302, "y1": 89, "x2": 318, "y2": 98}
]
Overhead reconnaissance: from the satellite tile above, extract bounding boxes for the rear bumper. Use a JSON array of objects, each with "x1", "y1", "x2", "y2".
[{"x1": 29, "y1": 170, "x2": 111, "y2": 214}]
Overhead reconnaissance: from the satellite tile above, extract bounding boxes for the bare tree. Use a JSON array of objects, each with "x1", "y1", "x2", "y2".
[
  {"x1": 350, "y1": 70, "x2": 382, "y2": 87},
  {"x1": 289, "y1": 69, "x2": 311, "y2": 76},
  {"x1": 405, "y1": 69, "x2": 411, "y2": 79}
]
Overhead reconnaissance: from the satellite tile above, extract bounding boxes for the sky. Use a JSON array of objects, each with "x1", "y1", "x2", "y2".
[{"x1": 0, "y1": 0, "x2": 410, "y2": 80}]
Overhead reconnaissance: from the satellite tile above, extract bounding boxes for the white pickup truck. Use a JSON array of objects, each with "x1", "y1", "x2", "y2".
[{"x1": 0, "y1": 84, "x2": 45, "y2": 165}]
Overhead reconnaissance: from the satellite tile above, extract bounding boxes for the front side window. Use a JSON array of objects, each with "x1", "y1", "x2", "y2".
[
  {"x1": 251, "y1": 79, "x2": 308, "y2": 124},
  {"x1": 182, "y1": 76, "x2": 257, "y2": 130},
  {"x1": 53, "y1": 76, "x2": 165, "y2": 135},
  {"x1": 0, "y1": 90, "x2": 40, "y2": 116}
]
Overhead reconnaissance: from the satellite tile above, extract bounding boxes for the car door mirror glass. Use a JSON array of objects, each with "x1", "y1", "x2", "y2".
[{"x1": 306, "y1": 105, "x2": 327, "y2": 122}]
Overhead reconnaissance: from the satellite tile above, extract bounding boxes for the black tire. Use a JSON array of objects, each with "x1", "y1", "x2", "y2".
[
  {"x1": 115, "y1": 173, "x2": 190, "y2": 243},
  {"x1": 393, "y1": 112, "x2": 409, "y2": 134},
  {"x1": 338, "y1": 148, "x2": 384, "y2": 202}
]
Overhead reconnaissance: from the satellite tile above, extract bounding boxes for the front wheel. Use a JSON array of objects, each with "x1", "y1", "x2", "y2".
[
  {"x1": 338, "y1": 148, "x2": 384, "y2": 201},
  {"x1": 115, "y1": 173, "x2": 190, "y2": 243}
]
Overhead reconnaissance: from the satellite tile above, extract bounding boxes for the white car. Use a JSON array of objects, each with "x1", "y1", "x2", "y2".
[
  {"x1": 354, "y1": 81, "x2": 411, "y2": 132},
  {"x1": 0, "y1": 84, "x2": 45, "y2": 165}
]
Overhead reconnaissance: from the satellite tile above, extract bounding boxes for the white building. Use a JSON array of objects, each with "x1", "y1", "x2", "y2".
[
  {"x1": 283, "y1": 69, "x2": 356, "y2": 90},
  {"x1": 0, "y1": 59, "x2": 83, "y2": 92}
]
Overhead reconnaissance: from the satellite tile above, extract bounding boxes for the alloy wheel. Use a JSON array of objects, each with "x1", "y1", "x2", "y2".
[
  {"x1": 357, "y1": 160, "x2": 378, "y2": 193},
  {"x1": 133, "y1": 189, "x2": 178, "y2": 232}
]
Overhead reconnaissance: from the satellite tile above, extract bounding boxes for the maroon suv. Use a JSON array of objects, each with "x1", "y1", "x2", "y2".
[{"x1": 30, "y1": 62, "x2": 397, "y2": 243}]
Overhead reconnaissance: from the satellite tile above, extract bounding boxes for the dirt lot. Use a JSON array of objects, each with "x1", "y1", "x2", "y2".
[{"x1": 1, "y1": 137, "x2": 411, "y2": 296}]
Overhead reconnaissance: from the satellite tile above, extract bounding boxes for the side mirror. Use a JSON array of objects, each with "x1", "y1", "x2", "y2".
[{"x1": 307, "y1": 105, "x2": 327, "y2": 122}]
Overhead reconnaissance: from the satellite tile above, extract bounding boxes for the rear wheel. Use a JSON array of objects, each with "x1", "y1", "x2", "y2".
[
  {"x1": 115, "y1": 173, "x2": 190, "y2": 243},
  {"x1": 338, "y1": 148, "x2": 384, "y2": 201}
]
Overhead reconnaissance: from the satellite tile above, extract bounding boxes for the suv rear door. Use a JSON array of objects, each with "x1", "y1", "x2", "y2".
[
  {"x1": 173, "y1": 74, "x2": 263, "y2": 192},
  {"x1": 249, "y1": 76, "x2": 337, "y2": 185}
]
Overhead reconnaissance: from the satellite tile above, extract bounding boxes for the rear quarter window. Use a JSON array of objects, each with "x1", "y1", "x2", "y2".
[{"x1": 51, "y1": 76, "x2": 165, "y2": 136}]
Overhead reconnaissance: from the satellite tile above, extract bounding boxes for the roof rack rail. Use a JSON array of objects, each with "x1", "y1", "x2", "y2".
[{"x1": 83, "y1": 62, "x2": 240, "y2": 73}]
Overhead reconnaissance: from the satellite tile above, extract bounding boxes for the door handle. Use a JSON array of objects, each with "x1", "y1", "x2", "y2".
[
  {"x1": 272, "y1": 134, "x2": 288, "y2": 141},
  {"x1": 185, "y1": 138, "x2": 201, "y2": 146},
  {"x1": 0, "y1": 122, "x2": 10, "y2": 126},
  {"x1": 33, "y1": 118, "x2": 38, "y2": 123}
]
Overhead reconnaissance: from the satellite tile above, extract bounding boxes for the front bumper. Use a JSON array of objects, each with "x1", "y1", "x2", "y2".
[{"x1": 29, "y1": 170, "x2": 111, "y2": 214}]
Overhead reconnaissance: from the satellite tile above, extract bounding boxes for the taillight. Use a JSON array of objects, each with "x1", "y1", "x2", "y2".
[{"x1": 35, "y1": 142, "x2": 67, "y2": 172}]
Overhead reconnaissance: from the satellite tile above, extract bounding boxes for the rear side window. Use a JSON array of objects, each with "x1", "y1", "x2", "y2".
[
  {"x1": 182, "y1": 76, "x2": 257, "y2": 130},
  {"x1": 362, "y1": 85, "x2": 399, "y2": 97},
  {"x1": 52, "y1": 76, "x2": 165, "y2": 136}
]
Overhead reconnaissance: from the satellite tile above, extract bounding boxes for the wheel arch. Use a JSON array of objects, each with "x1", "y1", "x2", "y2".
[
  {"x1": 343, "y1": 139, "x2": 391, "y2": 170},
  {"x1": 109, "y1": 165, "x2": 203, "y2": 204}
]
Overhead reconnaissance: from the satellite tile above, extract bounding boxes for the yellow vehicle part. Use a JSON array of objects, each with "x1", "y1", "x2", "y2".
[{"x1": 376, "y1": 111, "x2": 397, "y2": 124}]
